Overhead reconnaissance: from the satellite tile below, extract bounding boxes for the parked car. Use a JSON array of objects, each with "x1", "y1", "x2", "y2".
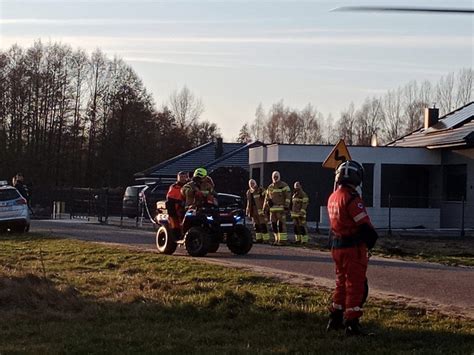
[
  {"x1": 0, "y1": 181, "x2": 30, "y2": 233},
  {"x1": 122, "y1": 183, "x2": 167, "y2": 218}
]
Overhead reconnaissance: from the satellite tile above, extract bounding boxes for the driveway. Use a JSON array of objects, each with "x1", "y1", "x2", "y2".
[{"x1": 32, "y1": 219, "x2": 474, "y2": 319}]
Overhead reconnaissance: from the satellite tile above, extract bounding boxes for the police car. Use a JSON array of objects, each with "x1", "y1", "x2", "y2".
[{"x1": 0, "y1": 180, "x2": 30, "y2": 233}]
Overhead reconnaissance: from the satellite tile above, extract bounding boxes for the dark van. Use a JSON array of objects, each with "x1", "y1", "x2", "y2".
[{"x1": 122, "y1": 183, "x2": 167, "y2": 218}]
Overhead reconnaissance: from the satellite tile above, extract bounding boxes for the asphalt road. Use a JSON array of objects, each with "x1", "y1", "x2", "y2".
[{"x1": 31, "y1": 219, "x2": 474, "y2": 319}]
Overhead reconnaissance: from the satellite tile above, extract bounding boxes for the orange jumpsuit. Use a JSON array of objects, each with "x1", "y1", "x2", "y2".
[{"x1": 327, "y1": 185, "x2": 372, "y2": 320}]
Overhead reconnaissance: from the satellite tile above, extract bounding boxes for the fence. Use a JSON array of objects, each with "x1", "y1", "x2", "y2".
[
  {"x1": 30, "y1": 186, "x2": 162, "y2": 227},
  {"x1": 319, "y1": 193, "x2": 474, "y2": 237}
]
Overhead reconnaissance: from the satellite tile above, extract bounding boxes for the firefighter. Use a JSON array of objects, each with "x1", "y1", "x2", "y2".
[
  {"x1": 326, "y1": 160, "x2": 378, "y2": 336},
  {"x1": 165, "y1": 171, "x2": 189, "y2": 238},
  {"x1": 264, "y1": 171, "x2": 291, "y2": 245},
  {"x1": 181, "y1": 168, "x2": 209, "y2": 210},
  {"x1": 246, "y1": 179, "x2": 270, "y2": 243},
  {"x1": 201, "y1": 175, "x2": 218, "y2": 206},
  {"x1": 291, "y1": 181, "x2": 309, "y2": 244}
]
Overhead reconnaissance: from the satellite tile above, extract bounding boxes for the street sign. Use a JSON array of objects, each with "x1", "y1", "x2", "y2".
[{"x1": 322, "y1": 139, "x2": 352, "y2": 169}]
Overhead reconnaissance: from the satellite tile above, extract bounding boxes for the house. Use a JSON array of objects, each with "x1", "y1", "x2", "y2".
[
  {"x1": 134, "y1": 138, "x2": 263, "y2": 196},
  {"x1": 249, "y1": 102, "x2": 474, "y2": 229}
]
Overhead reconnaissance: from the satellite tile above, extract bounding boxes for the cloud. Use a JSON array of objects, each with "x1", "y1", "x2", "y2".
[
  {"x1": 1, "y1": 34, "x2": 470, "y2": 49},
  {"x1": 0, "y1": 17, "x2": 289, "y2": 25}
]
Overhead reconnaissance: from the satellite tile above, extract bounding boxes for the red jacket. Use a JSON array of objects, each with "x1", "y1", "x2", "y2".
[
  {"x1": 167, "y1": 183, "x2": 185, "y2": 202},
  {"x1": 327, "y1": 185, "x2": 372, "y2": 238}
]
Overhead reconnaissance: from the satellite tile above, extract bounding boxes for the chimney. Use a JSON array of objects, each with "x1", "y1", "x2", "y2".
[
  {"x1": 424, "y1": 106, "x2": 439, "y2": 129},
  {"x1": 215, "y1": 137, "x2": 223, "y2": 159}
]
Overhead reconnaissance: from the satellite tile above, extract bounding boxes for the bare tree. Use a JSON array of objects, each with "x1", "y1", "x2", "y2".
[
  {"x1": 237, "y1": 123, "x2": 251, "y2": 143},
  {"x1": 435, "y1": 72, "x2": 455, "y2": 115},
  {"x1": 337, "y1": 102, "x2": 356, "y2": 145},
  {"x1": 169, "y1": 86, "x2": 204, "y2": 130},
  {"x1": 355, "y1": 97, "x2": 383, "y2": 145},
  {"x1": 455, "y1": 68, "x2": 473, "y2": 107},
  {"x1": 300, "y1": 103, "x2": 322, "y2": 144},
  {"x1": 264, "y1": 100, "x2": 287, "y2": 143},
  {"x1": 250, "y1": 102, "x2": 265, "y2": 141},
  {"x1": 382, "y1": 89, "x2": 404, "y2": 143}
]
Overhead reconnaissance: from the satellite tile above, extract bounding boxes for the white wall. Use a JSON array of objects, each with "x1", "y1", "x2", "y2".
[
  {"x1": 320, "y1": 207, "x2": 441, "y2": 229},
  {"x1": 249, "y1": 144, "x2": 441, "y2": 165}
]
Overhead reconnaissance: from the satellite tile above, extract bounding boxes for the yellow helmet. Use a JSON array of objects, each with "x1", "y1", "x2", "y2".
[{"x1": 193, "y1": 167, "x2": 207, "y2": 178}]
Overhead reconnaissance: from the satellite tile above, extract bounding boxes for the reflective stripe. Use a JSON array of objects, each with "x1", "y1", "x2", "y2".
[
  {"x1": 300, "y1": 209, "x2": 306, "y2": 213},
  {"x1": 332, "y1": 303, "x2": 343, "y2": 310},
  {"x1": 346, "y1": 306, "x2": 363, "y2": 312},
  {"x1": 270, "y1": 207, "x2": 284, "y2": 212},
  {"x1": 302, "y1": 198, "x2": 309, "y2": 202},
  {"x1": 353, "y1": 212, "x2": 367, "y2": 222}
]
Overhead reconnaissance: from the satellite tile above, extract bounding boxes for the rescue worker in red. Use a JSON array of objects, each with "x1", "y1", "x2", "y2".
[
  {"x1": 165, "y1": 171, "x2": 189, "y2": 238},
  {"x1": 326, "y1": 160, "x2": 378, "y2": 336}
]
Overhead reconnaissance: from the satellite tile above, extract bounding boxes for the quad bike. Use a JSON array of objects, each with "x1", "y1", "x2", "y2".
[{"x1": 155, "y1": 201, "x2": 252, "y2": 257}]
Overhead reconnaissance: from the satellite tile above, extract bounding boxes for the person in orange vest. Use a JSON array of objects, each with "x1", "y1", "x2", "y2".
[
  {"x1": 326, "y1": 160, "x2": 378, "y2": 336},
  {"x1": 264, "y1": 171, "x2": 291, "y2": 245},
  {"x1": 246, "y1": 179, "x2": 270, "y2": 243},
  {"x1": 165, "y1": 171, "x2": 189, "y2": 238},
  {"x1": 290, "y1": 181, "x2": 309, "y2": 244}
]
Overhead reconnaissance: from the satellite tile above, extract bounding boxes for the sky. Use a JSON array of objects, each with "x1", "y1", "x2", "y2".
[{"x1": 0, "y1": 0, "x2": 473, "y2": 140}]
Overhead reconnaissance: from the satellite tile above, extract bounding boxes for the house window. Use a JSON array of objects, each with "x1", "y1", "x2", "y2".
[
  {"x1": 381, "y1": 164, "x2": 431, "y2": 208},
  {"x1": 443, "y1": 165, "x2": 467, "y2": 201}
]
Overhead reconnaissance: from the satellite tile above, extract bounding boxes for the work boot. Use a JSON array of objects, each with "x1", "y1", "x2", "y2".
[
  {"x1": 262, "y1": 233, "x2": 270, "y2": 244},
  {"x1": 326, "y1": 310, "x2": 344, "y2": 332},
  {"x1": 344, "y1": 318, "x2": 367, "y2": 336}
]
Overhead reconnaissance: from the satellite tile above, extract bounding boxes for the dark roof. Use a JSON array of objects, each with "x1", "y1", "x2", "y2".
[
  {"x1": 205, "y1": 141, "x2": 262, "y2": 171},
  {"x1": 388, "y1": 102, "x2": 474, "y2": 149},
  {"x1": 135, "y1": 141, "x2": 262, "y2": 180}
]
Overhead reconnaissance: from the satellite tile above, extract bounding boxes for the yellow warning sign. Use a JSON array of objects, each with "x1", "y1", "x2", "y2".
[{"x1": 322, "y1": 139, "x2": 352, "y2": 169}]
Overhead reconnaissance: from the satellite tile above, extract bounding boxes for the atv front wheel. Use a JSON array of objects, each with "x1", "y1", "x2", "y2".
[
  {"x1": 185, "y1": 227, "x2": 210, "y2": 257},
  {"x1": 156, "y1": 226, "x2": 177, "y2": 255}
]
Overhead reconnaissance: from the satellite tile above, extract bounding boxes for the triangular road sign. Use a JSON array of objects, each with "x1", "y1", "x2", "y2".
[{"x1": 322, "y1": 139, "x2": 352, "y2": 169}]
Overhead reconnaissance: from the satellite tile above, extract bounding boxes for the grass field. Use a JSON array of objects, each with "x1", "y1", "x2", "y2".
[{"x1": 0, "y1": 233, "x2": 473, "y2": 354}]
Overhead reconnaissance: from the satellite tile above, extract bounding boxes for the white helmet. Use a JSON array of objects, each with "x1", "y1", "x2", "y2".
[
  {"x1": 248, "y1": 179, "x2": 257, "y2": 191},
  {"x1": 272, "y1": 171, "x2": 280, "y2": 183}
]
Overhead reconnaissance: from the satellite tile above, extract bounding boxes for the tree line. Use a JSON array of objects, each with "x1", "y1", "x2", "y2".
[
  {"x1": 239, "y1": 68, "x2": 473, "y2": 145},
  {"x1": 0, "y1": 41, "x2": 219, "y2": 189}
]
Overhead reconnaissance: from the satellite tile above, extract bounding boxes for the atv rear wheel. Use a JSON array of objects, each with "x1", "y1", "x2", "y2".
[
  {"x1": 156, "y1": 226, "x2": 177, "y2": 255},
  {"x1": 185, "y1": 227, "x2": 210, "y2": 257},
  {"x1": 227, "y1": 225, "x2": 253, "y2": 255}
]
